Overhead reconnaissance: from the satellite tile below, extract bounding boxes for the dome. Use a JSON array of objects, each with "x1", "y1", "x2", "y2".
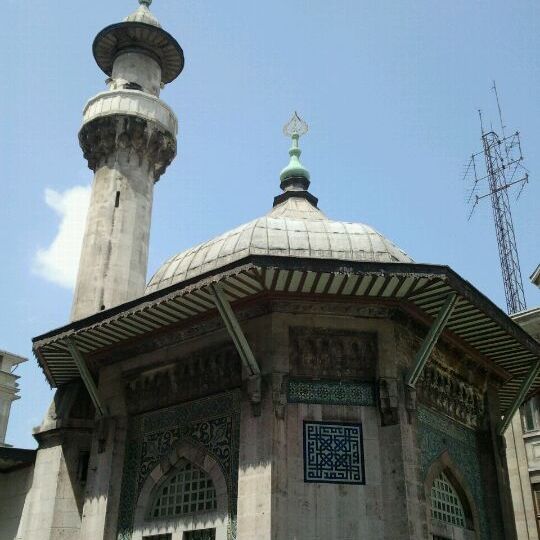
[
  {"x1": 146, "y1": 196, "x2": 413, "y2": 294},
  {"x1": 147, "y1": 113, "x2": 413, "y2": 294}
]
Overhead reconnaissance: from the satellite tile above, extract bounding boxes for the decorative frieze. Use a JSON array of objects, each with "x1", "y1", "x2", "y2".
[
  {"x1": 417, "y1": 362, "x2": 485, "y2": 429},
  {"x1": 289, "y1": 327, "x2": 377, "y2": 379},
  {"x1": 124, "y1": 345, "x2": 242, "y2": 415},
  {"x1": 288, "y1": 379, "x2": 375, "y2": 406}
]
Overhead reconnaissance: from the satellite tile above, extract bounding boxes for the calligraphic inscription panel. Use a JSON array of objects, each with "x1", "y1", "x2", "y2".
[{"x1": 303, "y1": 421, "x2": 365, "y2": 484}]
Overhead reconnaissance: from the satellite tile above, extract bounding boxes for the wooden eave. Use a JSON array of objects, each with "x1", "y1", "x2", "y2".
[{"x1": 32, "y1": 256, "x2": 540, "y2": 414}]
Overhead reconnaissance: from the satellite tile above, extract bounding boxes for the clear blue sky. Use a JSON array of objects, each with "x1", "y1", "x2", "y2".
[{"x1": 2, "y1": 0, "x2": 539, "y2": 448}]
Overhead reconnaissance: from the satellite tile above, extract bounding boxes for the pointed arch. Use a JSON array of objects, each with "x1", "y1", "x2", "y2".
[
  {"x1": 133, "y1": 439, "x2": 229, "y2": 534},
  {"x1": 424, "y1": 450, "x2": 480, "y2": 540}
]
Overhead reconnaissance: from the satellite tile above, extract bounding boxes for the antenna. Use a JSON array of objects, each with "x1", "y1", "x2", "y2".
[{"x1": 463, "y1": 82, "x2": 530, "y2": 314}]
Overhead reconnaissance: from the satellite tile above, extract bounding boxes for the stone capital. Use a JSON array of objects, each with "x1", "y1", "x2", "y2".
[{"x1": 79, "y1": 115, "x2": 176, "y2": 181}]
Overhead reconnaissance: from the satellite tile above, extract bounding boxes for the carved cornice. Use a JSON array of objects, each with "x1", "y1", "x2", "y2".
[
  {"x1": 417, "y1": 362, "x2": 485, "y2": 429},
  {"x1": 79, "y1": 115, "x2": 176, "y2": 181}
]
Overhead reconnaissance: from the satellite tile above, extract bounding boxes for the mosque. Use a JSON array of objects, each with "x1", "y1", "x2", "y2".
[{"x1": 2, "y1": 1, "x2": 540, "y2": 539}]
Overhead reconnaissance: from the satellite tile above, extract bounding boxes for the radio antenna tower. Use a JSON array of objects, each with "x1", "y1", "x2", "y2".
[{"x1": 463, "y1": 81, "x2": 529, "y2": 314}]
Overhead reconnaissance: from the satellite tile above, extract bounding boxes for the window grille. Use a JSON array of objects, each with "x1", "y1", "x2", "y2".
[
  {"x1": 150, "y1": 460, "x2": 217, "y2": 519},
  {"x1": 184, "y1": 529, "x2": 216, "y2": 540},
  {"x1": 431, "y1": 472, "x2": 466, "y2": 528}
]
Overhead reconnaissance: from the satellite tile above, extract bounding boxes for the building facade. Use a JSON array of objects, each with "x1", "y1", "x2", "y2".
[
  {"x1": 8, "y1": 2, "x2": 540, "y2": 540},
  {"x1": 0, "y1": 351, "x2": 36, "y2": 540},
  {"x1": 0, "y1": 350, "x2": 26, "y2": 448},
  {"x1": 506, "y1": 273, "x2": 540, "y2": 539}
]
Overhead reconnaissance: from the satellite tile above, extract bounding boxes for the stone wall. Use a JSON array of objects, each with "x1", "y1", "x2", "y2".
[
  {"x1": 70, "y1": 300, "x2": 515, "y2": 540},
  {"x1": 0, "y1": 466, "x2": 34, "y2": 540}
]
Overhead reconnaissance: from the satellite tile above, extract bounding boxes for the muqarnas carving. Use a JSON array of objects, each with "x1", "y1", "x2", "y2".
[{"x1": 289, "y1": 327, "x2": 377, "y2": 379}]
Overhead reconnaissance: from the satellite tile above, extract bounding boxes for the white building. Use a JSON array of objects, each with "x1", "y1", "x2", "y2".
[{"x1": 0, "y1": 350, "x2": 26, "y2": 447}]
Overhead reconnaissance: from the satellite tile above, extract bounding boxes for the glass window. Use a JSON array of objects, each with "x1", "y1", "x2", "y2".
[
  {"x1": 149, "y1": 459, "x2": 217, "y2": 520},
  {"x1": 521, "y1": 396, "x2": 540, "y2": 432},
  {"x1": 431, "y1": 472, "x2": 466, "y2": 528},
  {"x1": 532, "y1": 484, "x2": 540, "y2": 519}
]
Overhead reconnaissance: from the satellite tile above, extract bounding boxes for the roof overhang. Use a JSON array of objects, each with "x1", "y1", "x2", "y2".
[
  {"x1": 32, "y1": 256, "x2": 540, "y2": 415},
  {"x1": 0, "y1": 447, "x2": 36, "y2": 473},
  {"x1": 531, "y1": 264, "x2": 540, "y2": 288}
]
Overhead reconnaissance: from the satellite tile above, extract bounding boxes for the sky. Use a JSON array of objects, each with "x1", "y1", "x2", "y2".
[{"x1": 1, "y1": 0, "x2": 539, "y2": 449}]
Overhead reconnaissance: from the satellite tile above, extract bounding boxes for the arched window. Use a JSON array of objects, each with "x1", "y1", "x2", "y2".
[
  {"x1": 430, "y1": 471, "x2": 466, "y2": 528},
  {"x1": 149, "y1": 459, "x2": 217, "y2": 519}
]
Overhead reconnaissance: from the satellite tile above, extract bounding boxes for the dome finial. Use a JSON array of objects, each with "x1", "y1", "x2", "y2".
[
  {"x1": 280, "y1": 112, "x2": 311, "y2": 187},
  {"x1": 283, "y1": 111, "x2": 308, "y2": 139},
  {"x1": 139, "y1": 0, "x2": 152, "y2": 6}
]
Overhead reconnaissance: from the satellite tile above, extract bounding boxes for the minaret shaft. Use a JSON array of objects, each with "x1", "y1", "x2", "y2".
[
  {"x1": 70, "y1": 4, "x2": 183, "y2": 321},
  {"x1": 71, "y1": 146, "x2": 155, "y2": 321}
]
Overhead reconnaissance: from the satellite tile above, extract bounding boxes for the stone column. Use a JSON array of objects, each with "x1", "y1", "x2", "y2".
[{"x1": 79, "y1": 364, "x2": 128, "y2": 540}]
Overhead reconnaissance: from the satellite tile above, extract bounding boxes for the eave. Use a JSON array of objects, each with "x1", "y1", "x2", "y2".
[
  {"x1": 32, "y1": 256, "x2": 540, "y2": 415},
  {"x1": 0, "y1": 447, "x2": 36, "y2": 473}
]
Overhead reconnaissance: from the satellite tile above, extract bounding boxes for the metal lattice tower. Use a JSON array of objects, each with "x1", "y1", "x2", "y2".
[{"x1": 464, "y1": 82, "x2": 529, "y2": 314}]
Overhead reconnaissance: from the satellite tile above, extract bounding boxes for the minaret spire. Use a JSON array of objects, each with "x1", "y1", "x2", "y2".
[
  {"x1": 274, "y1": 112, "x2": 318, "y2": 207},
  {"x1": 71, "y1": 3, "x2": 184, "y2": 321}
]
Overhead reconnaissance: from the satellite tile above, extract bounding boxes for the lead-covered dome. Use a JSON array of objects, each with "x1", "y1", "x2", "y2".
[
  {"x1": 146, "y1": 197, "x2": 412, "y2": 293},
  {"x1": 147, "y1": 113, "x2": 412, "y2": 294}
]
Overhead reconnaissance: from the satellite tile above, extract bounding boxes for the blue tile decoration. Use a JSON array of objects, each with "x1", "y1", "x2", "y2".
[
  {"x1": 288, "y1": 379, "x2": 375, "y2": 406},
  {"x1": 417, "y1": 406, "x2": 497, "y2": 540},
  {"x1": 117, "y1": 391, "x2": 240, "y2": 540},
  {"x1": 303, "y1": 421, "x2": 365, "y2": 484}
]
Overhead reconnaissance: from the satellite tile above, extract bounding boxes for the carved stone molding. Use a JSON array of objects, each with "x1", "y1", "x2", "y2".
[
  {"x1": 79, "y1": 115, "x2": 176, "y2": 180},
  {"x1": 289, "y1": 327, "x2": 377, "y2": 379},
  {"x1": 271, "y1": 300, "x2": 393, "y2": 319},
  {"x1": 379, "y1": 377, "x2": 399, "y2": 426},
  {"x1": 124, "y1": 345, "x2": 242, "y2": 415},
  {"x1": 417, "y1": 362, "x2": 485, "y2": 429},
  {"x1": 272, "y1": 373, "x2": 287, "y2": 419}
]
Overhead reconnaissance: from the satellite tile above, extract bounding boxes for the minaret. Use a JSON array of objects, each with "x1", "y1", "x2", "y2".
[{"x1": 71, "y1": 0, "x2": 183, "y2": 321}]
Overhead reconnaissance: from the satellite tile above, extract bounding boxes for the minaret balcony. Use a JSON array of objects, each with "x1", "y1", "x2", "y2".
[{"x1": 82, "y1": 89, "x2": 178, "y2": 136}]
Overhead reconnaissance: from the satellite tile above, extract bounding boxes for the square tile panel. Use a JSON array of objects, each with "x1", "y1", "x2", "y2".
[{"x1": 303, "y1": 421, "x2": 365, "y2": 484}]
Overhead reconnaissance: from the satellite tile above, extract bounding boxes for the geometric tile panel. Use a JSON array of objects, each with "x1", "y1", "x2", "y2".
[
  {"x1": 117, "y1": 391, "x2": 241, "y2": 540},
  {"x1": 417, "y1": 406, "x2": 494, "y2": 540},
  {"x1": 289, "y1": 380, "x2": 375, "y2": 406},
  {"x1": 303, "y1": 421, "x2": 365, "y2": 484}
]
